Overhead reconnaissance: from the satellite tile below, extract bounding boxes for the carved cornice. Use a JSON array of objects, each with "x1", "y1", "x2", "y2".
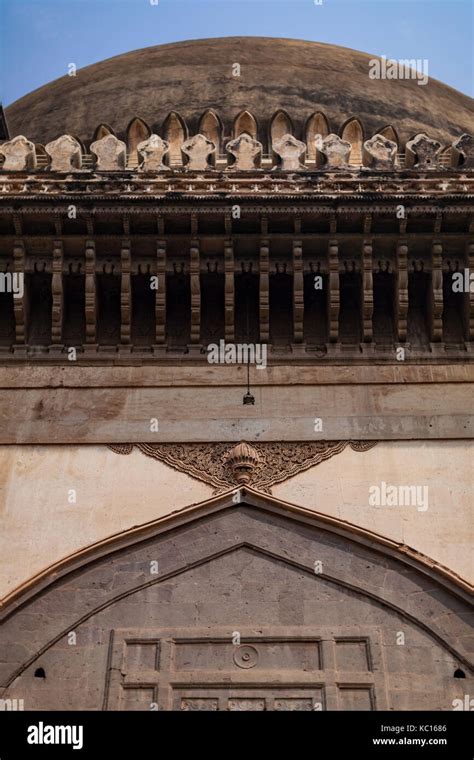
[
  {"x1": 107, "y1": 440, "x2": 378, "y2": 493},
  {"x1": 0, "y1": 172, "x2": 473, "y2": 200},
  {"x1": 1, "y1": 204, "x2": 473, "y2": 216}
]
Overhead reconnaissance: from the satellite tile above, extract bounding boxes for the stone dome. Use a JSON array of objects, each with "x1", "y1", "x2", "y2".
[{"x1": 5, "y1": 37, "x2": 474, "y2": 148}]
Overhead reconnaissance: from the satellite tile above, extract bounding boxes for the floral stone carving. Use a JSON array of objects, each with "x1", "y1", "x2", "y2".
[
  {"x1": 0, "y1": 135, "x2": 37, "y2": 171},
  {"x1": 107, "y1": 440, "x2": 377, "y2": 494},
  {"x1": 272, "y1": 134, "x2": 306, "y2": 171},
  {"x1": 45, "y1": 134, "x2": 82, "y2": 171},
  {"x1": 363, "y1": 134, "x2": 397, "y2": 169},
  {"x1": 452, "y1": 133, "x2": 474, "y2": 169},
  {"x1": 406, "y1": 133, "x2": 442, "y2": 170},
  {"x1": 182, "y1": 133, "x2": 216, "y2": 170},
  {"x1": 315, "y1": 133, "x2": 351, "y2": 168},
  {"x1": 90, "y1": 134, "x2": 127, "y2": 170},
  {"x1": 226, "y1": 133, "x2": 262, "y2": 170},
  {"x1": 137, "y1": 134, "x2": 170, "y2": 171}
]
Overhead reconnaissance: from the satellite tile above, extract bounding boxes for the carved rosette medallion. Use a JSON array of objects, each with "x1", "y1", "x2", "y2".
[
  {"x1": 233, "y1": 645, "x2": 259, "y2": 669},
  {"x1": 107, "y1": 440, "x2": 377, "y2": 494}
]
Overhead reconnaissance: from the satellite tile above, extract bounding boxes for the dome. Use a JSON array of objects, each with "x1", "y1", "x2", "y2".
[{"x1": 4, "y1": 37, "x2": 473, "y2": 148}]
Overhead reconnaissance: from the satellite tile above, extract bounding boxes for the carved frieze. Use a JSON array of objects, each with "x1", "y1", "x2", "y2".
[{"x1": 107, "y1": 440, "x2": 377, "y2": 493}]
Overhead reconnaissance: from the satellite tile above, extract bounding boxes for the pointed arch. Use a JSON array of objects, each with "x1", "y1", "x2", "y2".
[
  {"x1": 199, "y1": 110, "x2": 222, "y2": 155},
  {"x1": 126, "y1": 117, "x2": 151, "y2": 164},
  {"x1": 340, "y1": 117, "x2": 364, "y2": 166},
  {"x1": 92, "y1": 123, "x2": 115, "y2": 142},
  {"x1": 2, "y1": 486, "x2": 471, "y2": 613},
  {"x1": 376, "y1": 125, "x2": 399, "y2": 148},
  {"x1": 270, "y1": 110, "x2": 293, "y2": 145},
  {"x1": 0, "y1": 486, "x2": 471, "y2": 710},
  {"x1": 233, "y1": 110, "x2": 257, "y2": 139},
  {"x1": 306, "y1": 112, "x2": 330, "y2": 161},
  {"x1": 162, "y1": 111, "x2": 188, "y2": 166}
]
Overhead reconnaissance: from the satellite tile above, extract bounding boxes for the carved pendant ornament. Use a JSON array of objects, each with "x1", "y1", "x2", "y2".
[{"x1": 107, "y1": 440, "x2": 377, "y2": 494}]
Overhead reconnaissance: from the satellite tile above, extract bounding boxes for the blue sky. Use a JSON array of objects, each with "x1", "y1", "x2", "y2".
[{"x1": 1, "y1": 0, "x2": 473, "y2": 105}]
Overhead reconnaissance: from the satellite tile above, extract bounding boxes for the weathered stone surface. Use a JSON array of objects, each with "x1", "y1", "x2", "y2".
[
  {"x1": 1, "y1": 385, "x2": 472, "y2": 441},
  {"x1": 0, "y1": 367, "x2": 472, "y2": 445},
  {"x1": 406, "y1": 133, "x2": 442, "y2": 169},
  {"x1": 0, "y1": 135, "x2": 36, "y2": 170},
  {"x1": 226, "y1": 132, "x2": 262, "y2": 170},
  {"x1": 6, "y1": 39, "x2": 473, "y2": 149},
  {"x1": 363, "y1": 133, "x2": 397, "y2": 169},
  {"x1": 90, "y1": 134, "x2": 126, "y2": 170},
  {"x1": 272, "y1": 133, "x2": 306, "y2": 170},
  {"x1": 452, "y1": 133, "x2": 474, "y2": 169},
  {"x1": 45, "y1": 134, "x2": 82, "y2": 171},
  {"x1": 137, "y1": 134, "x2": 169, "y2": 171},
  {"x1": 315, "y1": 133, "x2": 351, "y2": 168},
  {"x1": 181, "y1": 133, "x2": 215, "y2": 170}
]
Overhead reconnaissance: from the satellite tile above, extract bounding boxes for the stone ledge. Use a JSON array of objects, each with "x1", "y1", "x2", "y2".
[
  {"x1": 0, "y1": 363, "x2": 473, "y2": 388},
  {"x1": 0, "y1": 383, "x2": 472, "y2": 442}
]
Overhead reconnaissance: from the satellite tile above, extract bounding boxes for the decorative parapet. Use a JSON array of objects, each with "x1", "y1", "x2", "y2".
[
  {"x1": 315, "y1": 133, "x2": 351, "y2": 168},
  {"x1": 363, "y1": 134, "x2": 398, "y2": 170},
  {"x1": 0, "y1": 172, "x2": 472, "y2": 198},
  {"x1": 452, "y1": 134, "x2": 474, "y2": 169},
  {"x1": 405, "y1": 133, "x2": 442, "y2": 170},
  {"x1": 0, "y1": 135, "x2": 36, "y2": 171},
  {"x1": 0, "y1": 119, "x2": 472, "y2": 173},
  {"x1": 181, "y1": 133, "x2": 216, "y2": 170},
  {"x1": 226, "y1": 133, "x2": 262, "y2": 170},
  {"x1": 45, "y1": 134, "x2": 82, "y2": 172},
  {"x1": 90, "y1": 134, "x2": 127, "y2": 170},
  {"x1": 272, "y1": 134, "x2": 306, "y2": 171},
  {"x1": 137, "y1": 134, "x2": 169, "y2": 171}
]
